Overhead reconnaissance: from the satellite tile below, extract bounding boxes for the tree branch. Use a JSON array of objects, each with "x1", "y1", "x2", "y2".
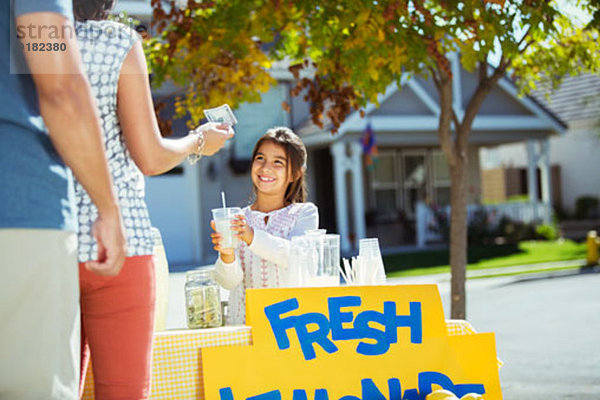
[
  {"x1": 478, "y1": 60, "x2": 488, "y2": 83},
  {"x1": 516, "y1": 25, "x2": 532, "y2": 50},
  {"x1": 519, "y1": 38, "x2": 536, "y2": 55},
  {"x1": 461, "y1": 77, "x2": 494, "y2": 142},
  {"x1": 460, "y1": 53, "x2": 513, "y2": 151},
  {"x1": 437, "y1": 67, "x2": 457, "y2": 168},
  {"x1": 462, "y1": 81, "x2": 490, "y2": 134},
  {"x1": 428, "y1": 65, "x2": 441, "y2": 91},
  {"x1": 451, "y1": 109, "x2": 461, "y2": 130},
  {"x1": 491, "y1": 57, "x2": 510, "y2": 84},
  {"x1": 497, "y1": 54, "x2": 508, "y2": 73}
]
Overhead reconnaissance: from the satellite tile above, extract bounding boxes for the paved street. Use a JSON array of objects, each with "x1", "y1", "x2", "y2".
[
  {"x1": 394, "y1": 270, "x2": 600, "y2": 399},
  {"x1": 465, "y1": 272, "x2": 600, "y2": 399},
  {"x1": 166, "y1": 269, "x2": 600, "y2": 399}
]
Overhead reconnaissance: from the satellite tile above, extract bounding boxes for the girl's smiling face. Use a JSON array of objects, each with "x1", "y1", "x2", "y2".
[{"x1": 251, "y1": 141, "x2": 293, "y2": 198}]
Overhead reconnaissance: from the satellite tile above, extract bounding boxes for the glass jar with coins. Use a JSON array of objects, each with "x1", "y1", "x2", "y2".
[{"x1": 185, "y1": 268, "x2": 222, "y2": 329}]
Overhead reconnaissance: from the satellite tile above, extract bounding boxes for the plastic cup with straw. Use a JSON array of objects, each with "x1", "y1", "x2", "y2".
[{"x1": 212, "y1": 191, "x2": 242, "y2": 250}]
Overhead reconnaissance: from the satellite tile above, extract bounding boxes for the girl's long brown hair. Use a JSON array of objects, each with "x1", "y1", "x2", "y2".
[{"x1": 251, "y1": 127, "x2": 308, "y2": 205}]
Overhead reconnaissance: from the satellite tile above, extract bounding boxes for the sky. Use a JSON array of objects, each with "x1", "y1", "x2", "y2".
[{"x1": 556, "y1": 0, "x2": 593, "y2": 26}]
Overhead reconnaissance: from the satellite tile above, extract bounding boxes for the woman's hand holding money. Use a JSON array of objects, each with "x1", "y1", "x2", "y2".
[{"x1": 196, "y1": 122, "x2": 235, "y2": 156}]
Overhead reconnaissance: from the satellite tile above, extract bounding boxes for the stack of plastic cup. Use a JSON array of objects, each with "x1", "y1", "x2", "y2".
[
  {"x1": 358, "y1": 238, "x2": 386, "y2": 285},
  {"x1": 324, "y1": 234, "x2": 341, "y2": 283}
]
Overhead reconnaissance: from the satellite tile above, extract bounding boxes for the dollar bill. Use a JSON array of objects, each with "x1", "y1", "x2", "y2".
[{"x1": 203, "y1": 104, "x2": 238, "y2": 126}]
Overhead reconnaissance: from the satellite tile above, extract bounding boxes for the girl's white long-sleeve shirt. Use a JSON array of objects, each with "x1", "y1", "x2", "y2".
[{"x1": 214, "y1": 202, "x2": 319, "y2": 325}]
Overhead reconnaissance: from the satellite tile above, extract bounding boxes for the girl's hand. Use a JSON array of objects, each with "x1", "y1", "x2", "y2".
[
  {"x1": 231, "y1": 215, "x2": 254, "y2": 246},
  {"x1": 210, "y1": 220, "x2": 235, "y2": 263}
]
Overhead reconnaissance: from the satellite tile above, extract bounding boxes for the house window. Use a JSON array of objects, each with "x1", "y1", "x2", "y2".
[
  {"x1": 368, "y1": 149, "x2": 451, "y2": 220},
  {"x1": 373, "y1": 152, "x2": 396, "y2": 183},
  {"x1": 369, "y1": 151, "x2": 400, "y2": 220}
]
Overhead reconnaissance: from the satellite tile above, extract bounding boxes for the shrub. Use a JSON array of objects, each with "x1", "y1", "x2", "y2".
[
  {"x1": 535, "y1": 224, "x2": 558, "y2": 241},
  {"x1": 467, "y1": 207, "x2": 496, "y2": 245},
  {"x1": 497, "y1": 217, "x2": 537, "y2": 243},
  {"x1": 429, "y1": 206, "x2": 559, "y2": 244}
]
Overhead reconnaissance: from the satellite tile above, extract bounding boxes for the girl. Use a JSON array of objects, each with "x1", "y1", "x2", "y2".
[{"x1": 211, "y1": 127, "x2": 318, "y2": 325}]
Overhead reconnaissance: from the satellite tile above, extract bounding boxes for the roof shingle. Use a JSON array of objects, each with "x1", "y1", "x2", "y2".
[{"x1": 532, "y1": 74, "x2": 600, "y2": 123}]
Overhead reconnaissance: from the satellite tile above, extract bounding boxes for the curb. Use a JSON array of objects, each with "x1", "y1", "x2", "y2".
[
  {"x1": 466, "y1": 259, "x2": 586, "y2": 279},
  {"x1": 507, "y1": 264, "x2": 599, "y2": 284}
]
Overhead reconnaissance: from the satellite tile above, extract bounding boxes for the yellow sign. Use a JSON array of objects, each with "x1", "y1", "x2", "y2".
[{"x1": 202, "y1": 285, "x2": 502, "y2": 400}]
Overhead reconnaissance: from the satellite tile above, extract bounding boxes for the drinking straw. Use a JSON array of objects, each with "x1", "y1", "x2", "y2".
[
  {"x1": 221, "y1": 191, "x2": 227, "y2": 209},
  {"x1": 337, "y1": 264, "x2": 349, "y2": 285},
  {"x1": 351, "y1": 257, "x2": 358, "y2": 283},
  {"x1": 342, "y1": 258, "x2": 353, "y2": 284},
  {"x1": 354, "y1": 257, "x2": 363, "y2": 284}
]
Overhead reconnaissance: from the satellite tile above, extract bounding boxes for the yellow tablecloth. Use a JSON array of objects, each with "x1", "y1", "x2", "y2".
[
  {"x1": 82, "y1": 326, "x2": 252, "y2": 400},
  {"x1": 82, "y1": 320, "x2": 498, "y2": 399}
]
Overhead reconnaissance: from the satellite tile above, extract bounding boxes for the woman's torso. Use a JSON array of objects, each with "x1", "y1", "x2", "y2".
[{"x1": 74, "y1": 20, "x2": 153, "y2": 262}]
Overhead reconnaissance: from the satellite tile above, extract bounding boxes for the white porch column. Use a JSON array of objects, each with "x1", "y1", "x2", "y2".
[
  {"x1": 349, "y1": 141, "x2": 367, "y2": 243},
  {"x1": 526, "y1": 140, "x2": 539, "y2": 207},
  {"x1": 330, "y1": 142, "x2": 352, "y2": 253},
  {"x1": 538, "y1": 139, "x2": 553, "y2": 223}
]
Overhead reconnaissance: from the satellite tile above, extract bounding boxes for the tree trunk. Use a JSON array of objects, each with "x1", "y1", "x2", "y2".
[{"x1": 449, "y1": 145, "x2": 468, "y2": 319}]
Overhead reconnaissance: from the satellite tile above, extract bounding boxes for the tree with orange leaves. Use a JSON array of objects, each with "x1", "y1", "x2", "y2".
[{"x1": 149, "y1": 0, "x2": 600, "y2": 318}]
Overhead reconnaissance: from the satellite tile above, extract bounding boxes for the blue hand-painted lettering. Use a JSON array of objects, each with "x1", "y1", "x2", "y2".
[
  {"x1": 218, "y1": 372, "x2": 485, "y2": 400},
  {"x1": 264, "y1": 296, "x2": 422, "y2": 360}
]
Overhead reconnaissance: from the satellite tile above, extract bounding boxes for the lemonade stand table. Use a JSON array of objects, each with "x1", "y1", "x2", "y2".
[
  {"x1": 82, "y1": 326, "x2": 252, "y2": 400},
  {"x1": 81, "y1": 320, "x2": 490, "y2": 400}
]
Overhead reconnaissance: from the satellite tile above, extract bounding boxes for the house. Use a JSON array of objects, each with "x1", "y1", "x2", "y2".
[
  {"x1": 296, "y1": 54, "x2": 566, "y2": 252},
  {"x1": 117, "y1": 1, "x2": 566, "y2": 265},
  {"x1": 480, "y1": 74, "x2": 600, "y2": 219},
  {"x1": 143, "y1": 59, "x2": 565, "y2": 264}
]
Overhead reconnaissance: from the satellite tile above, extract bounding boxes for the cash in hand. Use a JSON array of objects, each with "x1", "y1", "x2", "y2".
[{"x1": 203, "y1": 104, "x2": 238, "y2": 126}]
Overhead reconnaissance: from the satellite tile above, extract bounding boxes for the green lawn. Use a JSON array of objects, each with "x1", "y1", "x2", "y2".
[{"x1": 384, "y1": 240, "x2": 586, "y2": 277}]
